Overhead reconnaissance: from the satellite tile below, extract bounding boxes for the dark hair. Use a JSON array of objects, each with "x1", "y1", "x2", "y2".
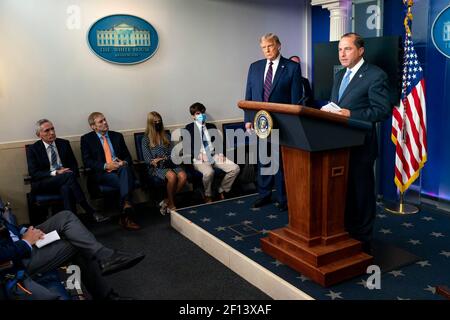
[
  {"x1": 189, "y1": 102, "x2": 206, "y2": 115},
  {"x1": 341, "y1": 32, "x2": 365, "y2": 49}
]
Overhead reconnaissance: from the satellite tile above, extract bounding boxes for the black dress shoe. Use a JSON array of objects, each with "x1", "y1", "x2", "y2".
[
  {"x1": 252, "y1": 197, "x2": 272, "y2": 208},
  {"x1": 99, "y1": 250, "x2": 145, "y2": 276}
]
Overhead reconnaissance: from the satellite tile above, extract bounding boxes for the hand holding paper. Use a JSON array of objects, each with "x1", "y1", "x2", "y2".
[
  {"x1": 320, "y1": 102, "x2": 342, "y2": 113},
  {"x1": 35, "y1": 230, "x2": 60, "y2": 248}
]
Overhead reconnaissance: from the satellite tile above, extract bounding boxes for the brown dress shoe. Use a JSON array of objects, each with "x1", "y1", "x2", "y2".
[
  {"x1": 119, "y1": 215, "x2": 140, "y2": 231},
  {"x1": 204, "y1": 196, "x2": 213, "y2": 203}
]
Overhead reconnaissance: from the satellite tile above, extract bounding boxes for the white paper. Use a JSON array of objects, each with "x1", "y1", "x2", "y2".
[
  {"x1": 321, "y1": 102, "x2": 342, "y2": 113},
  {"x1": 35, "y1": 230, "x2": 60, "y2": 248}
]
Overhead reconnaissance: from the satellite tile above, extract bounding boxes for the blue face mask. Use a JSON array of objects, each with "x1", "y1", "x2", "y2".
[{"x1": 195, "y1": 113, "x2": 207, "y2": 123}]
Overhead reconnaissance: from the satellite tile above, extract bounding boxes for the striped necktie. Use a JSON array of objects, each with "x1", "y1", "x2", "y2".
[
  {"x1": 49, "y1": 144, "x2": 61, "y2": 170},
  {"x1": 263, "y1": 61, "x2": 273, "y2": 102}
]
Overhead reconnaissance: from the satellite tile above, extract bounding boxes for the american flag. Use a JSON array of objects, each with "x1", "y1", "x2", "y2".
[{"x1": 391, "y1": 30, "x2": 427, "y2": 193}]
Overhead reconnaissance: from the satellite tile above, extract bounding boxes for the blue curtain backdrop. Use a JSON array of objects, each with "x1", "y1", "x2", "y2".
[{"x1": 312, "y1": 0, "x2": 450, "y2": 204}]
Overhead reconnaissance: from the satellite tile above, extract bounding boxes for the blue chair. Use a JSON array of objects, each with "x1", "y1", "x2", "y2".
[{"x1": 24, "y1": 144, "x2": 64, "y2": 225}]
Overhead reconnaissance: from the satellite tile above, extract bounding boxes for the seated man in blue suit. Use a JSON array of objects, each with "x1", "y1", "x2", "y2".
[
  {"x1": 0, "y1": 208, "x2": 145, "y2": 299},
  {"x1": 324, "y1": 33, "x2": 392, "y2": 253},
  {"x1": 80, "y1": 112, "x2": 140, "y2": 231},
  {"x1": 244, "y1": 33, "x2": 303, "y2": 211},
  {"x1": 27, "y1": 119, "x2": 107, "y2": 223},
  {"x1": 185, "y1": 102, "x2": 240, "y2": 203}
]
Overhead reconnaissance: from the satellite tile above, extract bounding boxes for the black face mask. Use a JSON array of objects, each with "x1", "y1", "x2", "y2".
[{"x1": 154, "y1": 122, "x2": 163, "y2": 132}]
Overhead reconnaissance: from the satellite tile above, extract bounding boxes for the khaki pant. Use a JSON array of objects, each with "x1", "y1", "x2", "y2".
[{"x1": 193, "y1": 154, "x2": 240, "y2": 197}]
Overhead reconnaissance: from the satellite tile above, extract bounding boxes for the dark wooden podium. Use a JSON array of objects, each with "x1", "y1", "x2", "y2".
[{"x1": 238, "y1": 100, "x2": 373, "y2": 287}]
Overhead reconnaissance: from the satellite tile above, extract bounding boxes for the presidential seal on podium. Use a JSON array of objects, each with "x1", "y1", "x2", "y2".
[{"x1": 254, "y1": 110, "x2": 273, "y2": 139}]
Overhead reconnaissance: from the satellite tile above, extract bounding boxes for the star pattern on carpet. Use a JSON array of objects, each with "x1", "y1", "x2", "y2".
[
  {"x1": 416, "y1": 260, "x2": 431, "y2": 267},
  {"x1": 226, "y1": 212, "x2": 237, "y2": 217},
  {"x1": 215, "y1": 226, "x2": 226, "y2": 232},
  {"x1": 422, "y1": 216, "x2": 434, "y2": 221},
  {"x1": 201, "y1": 217, "x2": 211, "y2": 222},
  {"x1": 439, "y1": 251, "x2": 450, "y2": 258},
  {"x1": 296, "y1": 275, "x2": 310, "y2": 282},
  {"x1": 430, "y1": 232, "x2": 445, "y2": 238},
  {"x1": 389, "y1": 270, "x2": 405, "y2": 277},
  {"x1": 424, "y1": 285, "x2": 436, "y2": 294},
  {"x1": 242, "y1": 220, "x2": 253, "y2": 225},
  {"x1": 379, "y1": 228, "x2": 392, "y2": 234},
  {"x1": 188, "y1": 210, "x2": 197, "y2": 214},
  {"x1": 377, "y1": 214, "x2": 387, "y2": 219},
  {"x1": 251, "y1": 247, "x2": 262, "y2": 253},
  {"x1": 408, "y1": 239, "x2": 422, "y2": 245},
  {"x1": 232, "y1": 235, "x2": 243, "y2": 241},
  {"x1": 267, "y1": 214, "x2": 278, "y2": 219},
  {"x1": 402, "y1": 222, "x2": 414, "y2": 228},
  {"x1": 271, "y1": 260, "x2": 283, "y2": 267},
  {"x1": 326, "y1": 290, "x2": 343, "y2": 300},
  {"x1": 356, "y1": 279, "x2": 368, "y2": 288}
]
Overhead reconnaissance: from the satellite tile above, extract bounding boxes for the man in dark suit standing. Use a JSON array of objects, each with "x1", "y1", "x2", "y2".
[
  {"x1": 245, "y1": 33, "x2": 303, "y2": 211},
  {"x1": 27, "y1": 119, "x2": 106, "y2": 223},
  {"x1": 80, "y1": 112, "x2": 140, "y2": 231},
  {"x1": 324, "y1": 33, "x2": 392, "y2": 252}
]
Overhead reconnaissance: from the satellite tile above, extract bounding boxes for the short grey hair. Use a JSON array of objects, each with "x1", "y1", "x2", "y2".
[
  {"x1": 35, "y1": 119, "x2": 51, "y2": 136},
  {"x1": 260, "y1": 33, "x2": 281, "y2": 45}
]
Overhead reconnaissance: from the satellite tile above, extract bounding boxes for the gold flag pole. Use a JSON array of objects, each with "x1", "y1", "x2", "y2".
[{"x1": 384, "y1": 0, "x2": 419, "y2": 215}]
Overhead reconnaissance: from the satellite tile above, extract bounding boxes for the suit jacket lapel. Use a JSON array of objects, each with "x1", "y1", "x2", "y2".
[
  {"x1": 257, "y1": 61, "x2": 265, "y2": 101},
  {"x1": 270, "y1": 57, "x2": 286, "y2": 98},
  {"x1": 36, "y1": 140, "x2": 51, "y2": 169},
  {"x1": 339, "y1": 62, "x2": 368, "y2": 103}
]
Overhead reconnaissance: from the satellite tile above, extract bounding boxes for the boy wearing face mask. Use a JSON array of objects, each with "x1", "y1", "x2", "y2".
[
  {"x1": 142, "y1": 111, "x2": 187, "y2": 214},
  {"x1": 184, "y1": 102, "x2": 240, "y2": 203}
]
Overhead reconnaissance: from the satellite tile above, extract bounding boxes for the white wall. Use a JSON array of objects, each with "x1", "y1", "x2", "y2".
[{"x1": 0, "y1": 0, "x2": 309, "y2": 143}]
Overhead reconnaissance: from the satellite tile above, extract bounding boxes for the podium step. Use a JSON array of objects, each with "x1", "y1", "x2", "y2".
[
  {"x1": 261, "y1": 229, "x2": 373, "y2": 287},
  {"x1": 267, "y1": 228, "x2": 364, "y2": 267}
]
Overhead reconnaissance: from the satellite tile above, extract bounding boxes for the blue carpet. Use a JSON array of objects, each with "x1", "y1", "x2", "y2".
[{"x1": 177, "y1": 194, "x2": 450, "y2": 300}]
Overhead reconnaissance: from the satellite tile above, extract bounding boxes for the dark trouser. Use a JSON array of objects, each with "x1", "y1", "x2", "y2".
[
  {"x1": 256, "y1": 141, "x2": 286, "y2": 206},
  {"x1": 97, "y1": 166, "x2": 135, "y2": 205},
  {"x1": 24, "y1": 211, "x2": 113, "y2": 299},
  {"x1": 32, "y1": 172, "x2": 89, "y2": 214},
  {"x1": 345, "y1": 154, "x2": 377, "y2": 243}
]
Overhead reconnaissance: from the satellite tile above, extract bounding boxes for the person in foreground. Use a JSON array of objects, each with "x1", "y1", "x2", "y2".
[
  {"x1": 0, "y1": 210, "x2": 145, "y2": 299},
  {"x1": 324, "y1": 32, "x2": 392, "y2": 253}
]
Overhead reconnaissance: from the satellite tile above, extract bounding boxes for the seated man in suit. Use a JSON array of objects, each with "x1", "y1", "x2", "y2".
[
  {"x1": 27, "y1": 119, "x2": 107, "y2": 223},
  {"x1": 80, "y1": 112, "x2": 140, "y2": 231},
  {"x1": 185, "y1": 102, "x2": 240, "y2": 203},
  {"x1": 0, "y1": 209, "x2": 145, "y2": 299}
]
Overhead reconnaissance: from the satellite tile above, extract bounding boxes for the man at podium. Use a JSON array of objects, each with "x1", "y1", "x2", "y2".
[
  {"x1": 244, "y1": 33, "x2": 303, "y2": 211},
  {"x1": 325, "y1": 32, "x2": 392, "y2": 252}
]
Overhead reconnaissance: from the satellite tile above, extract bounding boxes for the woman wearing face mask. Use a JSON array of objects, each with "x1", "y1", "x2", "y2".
[{"x1": 142, "y1": 111, "x2": 187, "y2": 214}]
